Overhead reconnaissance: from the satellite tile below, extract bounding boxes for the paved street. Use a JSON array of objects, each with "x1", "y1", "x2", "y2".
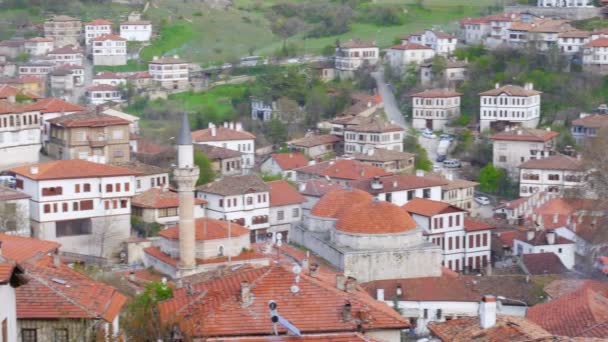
[{"x1": 372, "y1": 68, "x2": 406, "y2": 128}]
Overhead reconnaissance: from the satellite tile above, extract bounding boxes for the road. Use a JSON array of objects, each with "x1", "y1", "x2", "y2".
[{"x1": 372, "y1": 68, "x2": 406, "y2": 128}]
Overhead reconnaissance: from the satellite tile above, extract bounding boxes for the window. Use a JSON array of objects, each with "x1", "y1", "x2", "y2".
[
  {"x1": 43, "y1": 203, "x2": 51, "y2": 213},
  {"x1": 468, "y1": 235, "x2": 473, "y2": 248},
  {"x1": 498, "y1": 156, "x2": 507, "y2": 162},
  {"x1": 53, "y1": 329, "x2": 68, "y2": 342},
  {"x1": 22, "y1": 329, "x2": 37, "y2": 342},
  {"x1": 219, "y1": 199, "x2": 223, "y2": 207},
  {"x1": 120, "y1": 199, "x2": 128, "y2": 208},
  {"x1": 73, "y1": 202, "x2": 79, "y2": 211},
  {"x1": 407, "y1": 190, "x2": 415, "y2": 200},
  {"x1": 159, "y1": 207, "x2": 179, "y2": 217},
  {"x1": 80, "y1": 200, "x2": 93, "y2": 210},
  {"x1": 62, "y1": 203, "x2": 68, "y2": 212},
  {"x1": 482, "y1": 233, "x2": 487, "y2": 247},
  {"x1": 125, "y1": 183, "x2": 130, "y2": 192},
  {"x1": 83, "y1": 183, "x2": 91, "y2": 192},
  {"x1": 42, "y1": 187, "x2": 63, "y2": 196},
  {"x1": 423, "y1": 188, "x2": 431, "y2": 198},
  {"x1": 106, "y1": 184, "x2": 113, "y2": 192},
  {"x1": 116, "y1": 183, "x2": 121, "y2": 192},
  {"x1": 16, "y1": 179, "x2": 23, "y2": 189},
  {"x1": 277, "y1": 210, "x2": 284, "y2": 221},
  {"x1": 476, "y1": 234, "x2": 481, "y2": 247},
  {"x1": 455, "y1": 215, "x2": 460, "y2": 226},
  {"x1": 136, "y1": 179, "x2": 141, "y2": 189},
  {"x1": 247, "y1": 197, "x2": 253, "y2": 205},
  {"x1": 2, "y1": 319, "x2": 6, "y2": 342},
  {"x1": 449, "y1": 216, "x2": 453, "y2": 227},
  {"x1": 75, "y1": 184, "x2": 80, "y2": 193},
  {"x1": 292, "y1": 208, "x2": 299, "y2": 218}
]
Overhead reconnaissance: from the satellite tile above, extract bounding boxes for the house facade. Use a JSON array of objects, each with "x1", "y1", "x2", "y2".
[
  {"x1": 132, "y1": 188, "x2": 206, "y2": 226},
  {"x1": 404, "y1": 30, "x2": 458, "y2": 56},
  {"x1": 518, "y1": 154, "x2": 586, "y2": 197},
  {"x1": 148, "y1": 55, "x2": 189, "y2": 89},
  {"x1": 91, "y1": 34, "x2": 127, "y2": 66},
  {"x1": 386, "y1": 43, "x2": 435, "y2": 72},
  {"x1": 11, "y1": 159, "x2": 138, "y2": 258},
  {"x1": 267, "y1": 180, "x2": 305, "y2": 241},
  {"x1": 287, "y1": 134, "x2": 340, "y2": 159},
  {"x1": 335, "y1": 40, "x2": 379, "y2": 77},
  {"x1": 351, "y1": 173, "x2": 445, "y2": 206},
  {"x1": 84, "y1": 19, "x2": 112, "y2": 46},
  {"x1": 24, "y1": 37, "x2": 54, "y2": 56},
  {"x1": 352, "y1": 148, "x2": 416, "y2": 174},
  {"x1": 195, "y1": 144, "x2": 244, "y2": 177},
  {"x1": 47, "y1": 45, "x2": 84, "y2": 67},
  {"x1": 571, "y1": 112, "x2": 608, "y2": 145},
  {"x1": 0, "y1": 102, "x2": 41, "y2": 168},
  {"x1": 343, "y1": 118, "x2": 405, "y2": 154},
  {"x1": 18, "y1": 62, "x2": 53, "y2": 79},
  {"x1": 191, "y1": 122, "x2": 255, "y2": 172},
  {"x1": 86, "y1": 84, "x2": 123, "y2": 105},
  {"x1": 479, "y1": 83, "x2": 542, "y2": 131},
  {"x1": 120, "y1": 20, "x2": 152, "y2": 42},
  {"x1": 557, "y1": 30, "x2": 591, "y2": 54},
  {"x1": 23, "y1": 97, "x2": 85, "y2": 144},
  {"x1": 513, "y1": 229, "x2": 576, "y2": 269},
  {"x1": 44, "y1": 15, "x2": 81, "y2": 48},
  {"x1": 411, "y1": 89, "x2": 462, "y2": 131}
]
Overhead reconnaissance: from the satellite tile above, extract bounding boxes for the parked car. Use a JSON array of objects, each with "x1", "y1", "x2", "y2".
[
  {"x1": 475, "y1": 196, "x2": 491, "y2": 206},
  {"x1": 443, "y1": 159, "x2": 461, "y2": 168},
  {"x1": 439, "y1": 134, "x2": 455, "y2": 142},
  {"x1": 436, "y1": 155, "x2": 447, "y2": 162},
  {"x1": 433, "y1": 164, "x2": 442, "y2": 172},
  {"x1": 421, "y1": 129, "x2": 436, "y2": 139}
]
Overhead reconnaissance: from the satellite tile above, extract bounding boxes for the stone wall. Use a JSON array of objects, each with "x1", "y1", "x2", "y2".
[{"x1": 504, "y1": 5, "x2": 601, "y2": 20}]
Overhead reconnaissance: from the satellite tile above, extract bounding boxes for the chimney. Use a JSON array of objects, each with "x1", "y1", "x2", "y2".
[
  {"x1": 527, "y1": 230, "x2": 535, "y2": 241},
  {"x1": 298, "y1": 182, "x2": 306, "y2": 192},
  {"x1": 236, "y1": 122, "x2": 243, "y2": 131},
  {"x1": 376, "y1": 288, "x2": 385, "y2": 301},
  {"x1": 223, "y1": 122, "x2": 228, "y2": 128},
  {"x1": 53, "y1": 254, "x2": 61, "y2": 268},
  {"x1": 495, "y1": 82, "x2": 500, "y2": 89},
  {"x1": 342, "y1": 301, "x2": 352, "y2": 321},
  {"x1": 446, "y1": 172, "x2": 454, "y2": 181},
  {"x1": 173, "y1": 54, "x2": 179, "y2": 59},
  {"x1": 546, "y1": 127, "x2": 551, "y2": 132},
  {"x1": 241, "y1": 281, "x2": 252, "y2": 306},
  {"x1": 0, "y1": 241, "x2": 2, "y2": 256},
  {"x1": 128, "y1": 271, "x2": 136, "y2": 282},
  {"x1": 336, "y1": 275, "x2": 346, "y2": 291},
  {"x1": 516, "y1": 129, "x2": 522, "y2": 135},
  {"x1": 30, "y1": 166, "x2": 39, "y2": 175},
  {"x1": 153, "y1": 56, "x2": 158, "y2": 61},
  {"x1": 416, "y1": 169, "x2": 425, "y2": 177},
  {"x1": 211, "y1": 125, "x2": 216, "y2": 137},
  {"x1": 553, "y1": 213, "x2": 558, "y2": 224},
  {"x1": 345, "y1": 277, "x2": 357, "y2": 293},
  {"x1": 371, "y1": 176, "x2": 383, "y2": 190},
  {"x1": 309, "y1": 263, "x2": 319, "y2": 277},
  {"x1": 396, "y1": 284, "x2": 403, "y2": 297},
  {"x1": 479, "y1": 295, "x2": 497, "y2": 329},
  {"x1": 546, "y1": 231, "x2": 555, "y2": 245}
]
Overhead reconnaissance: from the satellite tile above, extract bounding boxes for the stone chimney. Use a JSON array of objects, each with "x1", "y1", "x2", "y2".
[
  {"x1": 298, "y1": 182, "x2": 306, "y2": 192},
  {"x1": 495, "y1": 83, "x2": 500, "y2": 89},
  {"x1": 30, "y1": 166, "x2": 38, "y2": 175},
  {"x1": 553, "y1": 213, "x2": 559, "y2": 224},
  {"x1": 345, "y1": 277, "x2": 357, "y2": 293},
  {"x1": 336, "y1": 275, "x2": 346, "y2": 291},
  {"x1": 241, "y1": 281, "x2": 253, "y2": 306},
  {"x1": 53, "y1": 254, "x2": 61, "y2": 268},
  {"x1": 527, "y1": 230, "x2": 535, "y2": 241},
  {"x1": 479, "y1": 295, "x2": 497, "y2": 329},
  {"x1": 376, "y1": 288, "x2": 385, "y2": 301},
  {"x1": 309, "y1": 263, "x2": 319, "y2": 277},
  {"x1": 546, "y1": 231, "x2": 555, "y2": 245},
  {"x1": 371, "y1": 176, "x2": 383, "y2": 190},
  {"x1": 342, "y1": 301, "x2": 352, "y2": 321}
]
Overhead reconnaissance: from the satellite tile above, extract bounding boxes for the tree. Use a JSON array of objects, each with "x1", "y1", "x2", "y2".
[
  {"x1": 479, "y1": 163, "x2": 503, "y2": 193},
  {"x1": 403, "y1": 134, "x2": 432, "y2": 171},
  {"x1": 305, "y1": 87, "x2": 330, "y2": 126},
  {"x1": 122, "y1": 281, "x2": 174, "y2": 341},
  {"x1": 266, "y1": 118, "x2": 287, "y2": 145},
  {"x1": 194, "y1": 151, "x2": 216, "y2": 186}
]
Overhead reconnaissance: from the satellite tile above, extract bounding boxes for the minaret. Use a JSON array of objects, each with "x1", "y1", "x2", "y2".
[{"x1": 174, "y1": 113, "x2": 199, "y2": 274}]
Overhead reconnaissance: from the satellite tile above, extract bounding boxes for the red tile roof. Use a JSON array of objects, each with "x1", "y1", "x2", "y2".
[
  {"x1": 288, "y1": 134, "x2": 340, "y2": 148},
  {"x1": 522, "y1": 253, "x2": 568, "y2": 275},
  {"x1": 351, "y1": 174, "x2": 447, "y2": 195},
  {"x1": 0, "y1": 261, "x2": 18, "y2": 284},
  {"x1": 0, "y1": 100, "x2": 26, "y2": 115},
  {"x1": 298, "y1": 179, "x2": 344, "y2": 197},
  {"x1": 464, "y1": 218, "x2": 495, "y2": 232},
  {"x1": 572, "y1": 114, "x2": 608, "y2": 129},
  {"x1": 94, "y1": 71, "x2": 125, "y2": 80},
  {"x1": 0, "y1": 84, "x2": 21, "y2": 98},
  {"x1": 295, "y1": 160, "x2": 390, "y2": 181},
  {"x1": 87, "y1": 84, "x2": 118, "y2": 91},
  {"x1": 270, "y1": 152, "x2": 308, "y2": 170},
  {"x1": 135, "y1": 136, "x2": 171, "y2": 155},
  {"x1": 48, "y1": 44, "x2": 82, "y2": 55},
  {"x1": 585, "y1": 37, "x2": 608, "y2": 48},
  {"x1": 159, "y1": 217, "x2": 249, "y2": 241},
  {"x1": 544, "y1": 279, "x2": 601, "y2": 299},
  {"x1": 24, "y1": 97, "x2": 85, "y2": 113},
  {"x1": 144, "y1": 246, "x2": 265, "y2": 267},
  {"x1": 429, "y1": 315, "x2": 552, "y2": 341},
  {"x1": 496, "y1": 230, "x2": 520, "y2": 248},
  {"x1": 491, "y1": 127, "x2": 559, "y2": 142},
  {"x1": 310, "y1": 188, "x2": 373, "y2": 218},
  {"x1": 157, "y1": 264, "x2": 408, "y2": 338},
  {"x1": 479, "y1": 84, "x2": 542, "y2": 96},
  {"x1": 346, "y1": 118, "x2": 404, "y2": 133},
  {"x1": 192, "y1": 126, "x2": 255, "y2": 142},
  {"x1": 339, "y1": 39, "x2": 377, "y2": 49},
  {"x1": 403, "y1": 198, "x2": 466, "y2": 217},
  {"x1": 48, "y1": 112, "x2": 130, "y2": 127},
  {"x1": 26, "y1": 37, "x2": 54, "y2": 43},
  {"x1": 519, "y1": 154, "x2": 583, "y2": 171},
  {"x1": 206, "y1": 333, "x2": 381, "y2": 341},
  {"x1": 86, "y1": 19, "x2": 112, "y2": 26},
  {"x1": 12, "y1": 159, "x2": 140, "y2": 181},
  {"x1": 90, "y1": 33, "x2": 127, "y2": 41},
  {"x1": 16, "y1": 255, "x2": 126, "y2": 322},
  {"x1": 336, "y1": 199, "x2": 417, "y2": 234},
  {"x1": 0, "y1": 186, "x2": 29, "y2": 201},
  {"x1": 268, "y1": 180, "x2": 306, "y2": 207},
  {"x1": 411, "y1": 89, "x2": 463, "y2": 98},
  {"x1": 0, "y1": 233, "x2": 59, "y2": 263},
  {"x1": 389, "y1": 42, "x2": 433, "y2": 50},
  {"x1": 132, "y1": 188, "x2": 206, "y2": 209},
  {"x1": 527, "y1": 282, "x2": 608, "y2": 338},
  {"x1": 514, "y1": 229, "x2": 573, "y2": 246}
]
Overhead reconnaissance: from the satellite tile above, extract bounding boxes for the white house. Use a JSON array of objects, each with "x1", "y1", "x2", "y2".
[
  {"x1": 0, "y1": 259, "x2": 25, "y2": 342},
  {"x1": 11, "y1": 159, "x2": 138, "y2": 258},
  {"x1": 0, "y1": 186, "x2": 30, "y2": 236},
  {"x1": 91, "y1": 34, "x2": 127, "y2": 66},
  {"x1": 513, "y1": 229, "x2": 576, "y2": 269},
  {"x1": 84, "y1": 19, "x2": 112, "y2": 46},
  {"x1": 287, "y1": 134, "x2": 340, "y2": 159},
  {"x1": 335, "y1": 39, "x2": 379, "y2": 77},
  {"x1": 86, "y1": 84, "x2": 123, "y2": 105},
  {"x1": 518, "y1": 154, "x2": 586, "y2": 197},
  {"x1": 24, "y1": 37, "x2": 54, "y2": 56},
  {"x1": 343, "y1": 117, "x2": 405, "y2": 154},
  {"x1": 250, "y1": 98, "x2": 273, "y2": 121},
  {"x1": 351, "y1": 173, "x2": 446, "y2": 206},
  {"x1": 22, "y1": 97, "x2": 85, "y2": 144},
  {"x1": 491, "y1": 127, "x2": 559, "y2": 179},
  {"x1": 386, "y1": 43, "x2": 435, "y2": 72},
  {"x1": 120, "y1": 19, "x2": 152, "y2": 42},
  {"x1": 132, "y1": 188, "x2": 206, "y2": 226},
  {"x1": 260, "y1": 152, "x2": 308, "y2": 181},
  {"x1": 403, "y1": 198, "x2": 494, "y2": 272},
  {"x1": 582, "y1": 38, "x2": 608, "y2": 74},
  {"x1": 411, "y1": 89, "x2": 462, "y2": 131},
  {"x1": 479, "y1": 83, "x2": 542, "y2": 131},
  {"x1": 537, "y1": 0, "x2": 593, "y2": 7},
  {"x1": 148, "y1": 55, "x2": 189, "y2": 89},
  {"x1": 18, "y1": 62, "x2": 53, "y2": 78},
  {"x1": 196, "y1": 175, "x2": 270, "y2": 242},
  {"x1": 47, "y1": 44, "x2": 84, "y2": 67},
  {"x1": 267, "y1": 180, "x2": 305, "y2": 241},
  {"x1": 558, "y1": 30, "x2": 591, "y2": 54},
  {"x1": 93, "y1": 71, "x2": 127, "y2": 87},
  {"x1": 112, "y1": 160, "x2": 168, "y2": 193},
  {"x1": 404, "y1": 30, "x2": 457, "y2": 56},
  {"x1": 0, "y1": 101, "x2": 41, "y2": 169},
  {"x1": 191, "y1": 122, "x2": 256, "y2": 172}
]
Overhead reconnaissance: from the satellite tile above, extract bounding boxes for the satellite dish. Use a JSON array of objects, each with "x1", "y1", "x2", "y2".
[
  {"x1": 276, "y1": 232, "x2": 283, "y2": 240},
  {"x1": 292, "y1": 265, "x2": 302, "y2": 274},
  {"x1": 290, "y1": 285, "x2": 300, "y2": 294}
]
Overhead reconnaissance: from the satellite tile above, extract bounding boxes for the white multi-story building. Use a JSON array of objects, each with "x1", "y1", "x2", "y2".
[
  {"x1": 120, "y1": 19, "x2": 152, "y2": 42},
  {"x1": 11, "y1": 159, "x2": 138, "y2": 258},
  {"x1": 558, "y1": 30, "x2": 591, "y2": 54},
  {"x1": 411, "y1": 89, "x2": 462, "y2": 131},
  {"x1": 23, "y1": 97, "x2": 85, "y2": 144},
  {"x1": 518, "y1": 154, "x2": 586, "y2": 197},
  {"x1": 491, "y1": 127, "x2": 559, "y2": 179},
  {"x1": 513, "y1": 229, "x2": 575, "y2": 269},
  {"x1": 196, "y1": 175, "x2": 270, "y2": 242},
  {"x1": 267, "y1": 180, "x2": 305, "y2": 242},
  {"x1": 460, "y1": 13, "x2": 517, "y2": 47},
  {"x1": 18, "y1": 62, "x2": 53, "y2": 78},
  {"x1": 386, "y1": 43, "x2": 435, "y2": 72},
  {"x1": 92, "y1": 71, "x2": 127, "y2": 86},
  {"x1": 84, "y1": 19, "x2": 112, "y2": 46},
  {"x1": 537, "y1": 0, "x2": 593, "y2": 7},
  {"x1": 351, "y1": 173, "x2": 446, "y2": 206},
  {"x1": 0, "y1": 101, "x2": 41, "y2": 168},
  {"x1": 24, "y1": 37, "x2": 54, "y2": 56},
  {"x1": 191, "y1": 122, "x2": 256, "y2": 171},
  {"x1": 479, "y1": 83, "x2": 542, "y2": 131},
  {"x1": 403, "y1": 198, "x2": 494, "y2": 272},
  {"x1": 148, "y1": 55, "x2": 189, "y2": 89},
  {"x1": 47, "y1": 44, "x2": 84, "y2": 67},
  {"x1": 91, "y1": 34, "x2": 127, "y2": 66},
  {"x1": 582, "y1": 38, "x2": 608, "y2": 74},
  {"x1": 335, "y1": 40, "x2": 379, "y2": 77},
  {"x1": 507, "y1": 19, "x2": 572, "y2": 51},
  {"x1": 86, "y1": 84, "x2": 123, "y2": 105},
  {"x1": 404, "y1": 30, "x2": 457, "y2": 56},
  {"x1": 343, "y1": 117, "x2": 405, "y2": 154}
]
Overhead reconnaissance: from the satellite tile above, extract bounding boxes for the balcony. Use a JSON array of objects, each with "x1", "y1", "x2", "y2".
[{"x1": 89, "y1": 138, "x2": 107, "y2": 148}]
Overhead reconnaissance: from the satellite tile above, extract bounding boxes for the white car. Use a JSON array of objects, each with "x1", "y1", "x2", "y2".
[
  {"x1": 475, "y1": 196, "x2": 491, "y2": 206},
  {"x1": 421, "y1": 129, "x2": 436, "y2": 139}
]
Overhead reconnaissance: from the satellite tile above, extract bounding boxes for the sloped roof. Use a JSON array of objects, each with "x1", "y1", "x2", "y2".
[
  {"x1": 479, "y1": 84, "x2": 542, "y2": 97},
  {"x1": 0, "y1": 84, "x2": 21, "y2": 98},
  {"x1": 206, "y1": 333, "x2": 381, "y2": 341},
  {"x1": 572, "y1": 114, "x2": 608, "y2": 129},
  {"x1": 132, "y1": 188, "x2": 206, "y2": 209},
  {"x1": 192, "y1": 127, "x2": 255, "y2": 142},
  {"x1": 403, "y1": 198, "x2": 466, "y2": 217},
  {"x1": 86, "y1": 84, "x2": 118, "y2": 91},
  {"x1": 268, "y1": 180, "x2": 305, "y2": 207},
  {"x1": 197, "y1": 175, "x2": 269, "y2": 196},
  {"x1": 24, "y1": 98, "x2": 85, "y2": 113},
  {"x1": 90, "y1": 34, "x2": 126, "y2": 42},
  {"x1": 112, "y1": 160, "x2": 168, "y2": 176},
  {"x1": 336, "y1": 199, "x2": 417, "y2": 234},
  {"x1": 86, "y1": 19, "x2": 112, "y2": 26},
  {"x1": 48, "y1": 44, "x2": 82, "y2": 55},
  {"x1": 288, "y1": 134, "x2": 340, "y2": 148},
  {"x1": 0, "y1": 233, "x2": 59, "y2": 263},
  {"x1": 346, "y1": 118, "x2": 404, "y2": 133},
  {"x1": 429, "y1": 315, "x2": 552, "y2": 341},
  {"x1": 522, "y1": 253, "x2": 568, "y2": 275},
  {"x1": 352, "y1": 148, "x2": 415, "y2": 163},
  {"x1": 310, "y1": 188, "x2": 373, "y2": 218},
  {"x1": 351, "y1": 174, "x2": 447, "y2": 195},
  {"x1": 159, "y1": 218, "x2": 249, "y2": 240},
  {"x1": 48, "y1": 112, "x2": 130, "y2": 127},
  {"x1": 389, "y1": 42, "x2": 433, "y2": 50},
  {"x1": 514, "y1": 230, "x2": 573, "y2": 246},
  {"x1": 94, "y1": 71, "x2": 125, "y2": 80},
  {"x1": 298, "y1": 179, "x2": 344, "y2": 197},
  {"x1": 339, "y1": 39, "x2": 377, "y2": 49},
  {"x1": 491, "y1": 127, "x2": 559, "y2": 142},
  {"x1": 149, "y1": 56, "x2": 188, "y2": 64},
  {"x1": 157, "y1": 265, "x2": 408, "y2": 338},
  {"x1": 294, "y1": 160, "x2": 390, "y2": 181},
  {"x1": 270, "y1": 152, "x2": 309, "y2": 170},
  {"x1": 0, "y1": 186, "x2": 29, "y2": 201},
  {"x1": 195, "y1": 144, "x2": 243, "y2": 160},
  {"x1": 519, "y1": 154, "x2": 583, "y2": 171},
  {"x1": 12, "y1": 159, "x2": 140, "y2": 181},
  {"x1": 411, "y1": 89, "x2": 462, "y2": 98},
  {"x1": 464, "y1": 218, "x2": 495, "y2": 232},
  {"x1": 585, "y1": 37, "x2": 608, "y2": 48}
]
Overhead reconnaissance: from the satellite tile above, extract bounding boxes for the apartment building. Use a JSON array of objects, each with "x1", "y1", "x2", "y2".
[
  {"x1": 411, "y1": 89, "x2": 462, "y2": 131},
  {"x1": 11, "y1": 159, "x2": 138, "y2": 258},
  {"x1": 404, "y1": 30, "x2": 458, "y2": 56},
  {"x1": 148, "y1": 55, "x2": 189, "y2": 89},
  {"x1": 91, "y1": 34, "x2": 127, "y2": 66},
  {"x1": 196, "y1": 175, "x2": 271, "y2": 242},
  {"x1": 23, "y1": 97, "x2": 85, "y2": 144},
  {"x1": 343, "y1": 117, "x2": 405, "y2": 154},
  {"x1": 47, "y1": 112, "x2": 131, "y2": 164},
  {"x1": 479, "y1": 83, "x2": 542, "y2": 131},
  {"x1": 120, "y1": 19, "x2": 152, "y2": 42},
  {"x1": 18, "y1": 61, "x2": 53, "y2": 79},
  {"x1": 335, "y1": 39, "x2": 379, "y2": 77},
  {"x1": 191, "y1": 122, "x2": 256, "y2": 171},
  {"x1": 582, "y1": 38, "x2": 608, "y2": 74},
  {"x1": 84, "y1": 19, "x2": 112, "y2": 45},
  {"x1": 44, "y1": 15, "x2": 81, "y2": 48},
  {"x1": 519, "y1": 154, "x2": 586, "y2": 197},
  {"x1": 92, "y1": 71, "x2": 127, "y2": 87},
  {"x1": 386, "y1": 43, "x2": 436, "y2": 72},
  {"x1": 557, "y1": 30, "x2": 591, "y2": 54},
  {"x1": 24, "y1": 37, "x2": 54, "y2": 56},
  {"x1": 0, "y1": 101, "x2": 41, "y2": 168},
  {"x1": 47, "y1": 44, "x2": 84, "y2": 67}
]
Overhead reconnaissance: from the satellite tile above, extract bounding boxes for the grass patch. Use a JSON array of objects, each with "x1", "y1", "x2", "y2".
[
  {"x1": 170, "y1": 84, "x2": 249, "y2": 122},
  {"x1": 94, "y1": 60, "x2": 148, "y2": 73},
  {"x1": 139, "y1": 23, "x2": 197, "y2": 61},
  {"x1": 572, "y1": 17, "x2": 608, "y2": 31}
]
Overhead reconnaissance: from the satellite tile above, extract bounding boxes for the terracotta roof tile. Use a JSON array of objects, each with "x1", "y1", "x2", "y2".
[
  {"x1": 403, "y1": 198, "x2": 466, "y2": 217},
  {"x1": 295, "y1": 160, "x2": 390, "y2": 181},
  {"x1": 519, "y1": 154, "x2": 583, "y2": 171},
  {"x1": 195, "y1": 144, "x2": 243, "y2": 160},
  {"x1": 522, "y1": 253, "x2": 568, "y2": 275},
  {"x1": 12, "y1": 159, "x2": 140, "y2": 181},
  {"x1": 491, "y1": 127, "x2": 559, "y2": 142},
  {"x1": 87, "y1": 84, "x2": 118, "y2": 91},
  {"x1": 159, "y1": 218, "x2": 249, "y2": 240},
  {"x1": 352, "y1": 174, "x2": 447, "y2": 195},
  {"x1": 336, "y1": 199, "x2": 417, "y2": 234},
  {"x1": 288, "y1": 134, "x2": 340, "y2": 148},
  {"x1": 270, "y1": 152, "x2": 309, "y2": 170},
  {"x1": 0, "y1": 84, "x2": 21, "y2": 98},
  {"x1": 157, "y1": 264, "x2": 408, "y2": 338},
  {"x1": 206, "y1": 332, "x2": 381, "y2": 341},
  {"x1": 144, "y1": 246, "x2": 264, "y2": 267},
  {"x1": 346, "y1": 118, "x2": 404, "y2": 133},
  {"x1": 86, "y1": 19, "x2": 112, "y2": 26},
  {"x1": 310, "y1": 188, "x2": 373, "y2": 218},
  {"x1": 572, "y1": 114, "x2": 608, "y2": 129},
  {"x1": 132, "y1": 188, "x2": 205, "y2": 209},
  {"x1": 411, "y1": 89, "x2": 463, "y2": 98},
  {"x1": 464, "y1": 218, "x2": 495, "y2": 232},
  {"x1": 339, "y1": 39, "x2": 377, "y2": 49},
  {"x1": 0, "y1": 261, "x2": 18, "y2": 284},
  {"x1": 24, "y1": 98, "x2": 85, "y2": 113},
  {"x1": 0, "y1": 233, "x2": 59, "y2": 262},
  {"x1": 48, "y1": 44, "x2": 82, "y2": 55},
  {"x1": 268, "y1": 180, "x2": 305, "y2": 207},
  {"x1": 585, "y1": 37, "x2": 608, "y2": 48},
  {"x1": 559, "y1": 30, "x2": 591, "y2": 38},
  {"x1": 429, "y1": 315, "x2": 552, "y2": 341},
  {"x1": 192, "y1": 127, "x2": 255, "y2": 142},
  {"x1": 0, "y1": 186, "x2": 29, "y2": 201},
  {"x1": 94, "y1": 71, "x2": 126, "y2": 80},
  {"x1": 298, "y1": 179, "x2": 343, "y2": 197},
  {"x1": 479, "y1": 84, "x2": 542, "y2": 97},
  {"x1": 424, "y1": 172, "x2": 479, "y2": 191},
  {"x1": 149, "y1": 56, "x2": 188, "y2": 64},
  {"x1": 26, "y1": 37, "x2": 54, "y2": 43},
  {"x1": 90, "y1": 33, "x2": 126, "y2": 42},
  {"x1": 514, "y1": 229, "x2": 573, "y2": 246},
  {"x1": 197, "y1": 175, "x2": 269, "y2": 196},
  {"x1": 352, "y1": 148, "x2": 415, "y2": 163},
  {"x1": 111, "y1": 160, "x2": 168, "y2": 176},
  {"x1": 48, "y1": 112, "x2": 130, "y2": 127},
  {"x1": 389, "y1": 42, "x2": 433, "y2": 50},
  {"x1": 544, "y1": 279, "x2": 598, "y2": 299},
  {"x1": 135, "y1": 136, "x2": 171, "y2": 155}
]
